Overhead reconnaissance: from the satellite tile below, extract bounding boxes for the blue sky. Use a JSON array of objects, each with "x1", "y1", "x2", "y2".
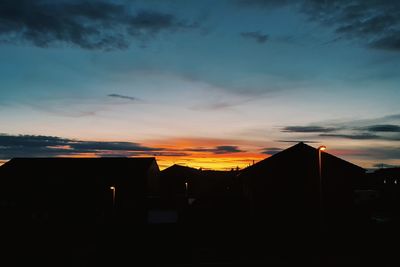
[{"x1": 0, "y1": 0, "x2": 400, "y2": 169}]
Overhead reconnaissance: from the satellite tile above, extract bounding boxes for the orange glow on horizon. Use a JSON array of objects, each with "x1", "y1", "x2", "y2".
[
  {"x1": 145, "y1": 137, "x2": 268, "y2": 170},
  {"x1": 155, "y1": 152, "x2": 266, "y2": 170}
]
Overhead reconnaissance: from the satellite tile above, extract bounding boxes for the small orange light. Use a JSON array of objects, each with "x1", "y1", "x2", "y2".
[
  {"x1": 110, "y1": 186, "x2": 115, "y2": 190},
  {"x1": 318, "y1": 146, "x2": 326, "y2": 151}
]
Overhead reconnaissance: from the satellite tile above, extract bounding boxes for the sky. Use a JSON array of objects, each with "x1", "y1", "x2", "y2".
[{"x1": 0, "y1": 0, "x2": 400, "y2": 170}]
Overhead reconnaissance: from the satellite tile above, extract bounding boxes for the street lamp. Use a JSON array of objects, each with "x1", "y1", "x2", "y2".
[
  {"x1": 317, "y1": 145, "x2": 326, "y2": 229},
  {"x1": 184, "y1": 182, "x2": 188, "y2": 197},
  {"x1": 110, "y1": 186, "x2": 116, "y2": 207}
]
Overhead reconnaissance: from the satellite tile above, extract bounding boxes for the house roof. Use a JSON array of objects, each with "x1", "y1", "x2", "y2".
[
  {"x1": 162, "y1": 164, "x2": 200, "y2": 175},
  {"x1": 241, "y1": 142, "x2": 365, "y2": 175},
  {"x1": 0, "y1": 157, "x2": 158, "y2": 178}
]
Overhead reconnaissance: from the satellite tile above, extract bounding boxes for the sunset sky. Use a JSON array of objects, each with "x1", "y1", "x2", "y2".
[{"x1": 0, "y1": 0, "x2": 400, "y2": 170}]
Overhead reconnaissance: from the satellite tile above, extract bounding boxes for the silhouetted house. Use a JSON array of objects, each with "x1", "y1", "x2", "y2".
[
  {"x1": 0, "y1": 157, "x2": 159, "y2": 225},
  {"x1": 368, "y1": 168, "x2": 400, "y2": 216},
  {"x1": 239, "y1": 142, "x2": 365, "y2": 229},
  {"x1": 157, "y1": 165, "x2": 242, "y2": 225},
  {"x1": 146, "y1": 164, "x2": 200, "y2": 224},
  {"x1": 160, "y1": 164, "x2": 201, "y2": 199},
  {"x1": 372, "y1": 167, "x2": 400, "y2": 188}
]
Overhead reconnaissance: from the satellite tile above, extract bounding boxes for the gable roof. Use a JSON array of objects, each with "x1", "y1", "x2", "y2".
[
  {"x1": 0, "y1": 157, "x2": 158, "y2": 178},
  {"x1": 242, "y1": 142, "x2": 365, "y2": 175},
  {"x1": 161, "y1": 164, "x2": 200, "y2": 175}
]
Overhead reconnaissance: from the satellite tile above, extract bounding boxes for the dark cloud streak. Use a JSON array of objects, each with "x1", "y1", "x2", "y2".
[
  {"x1": 108, "y1": 94, "x2": 139, "y2": 101},
  {"x1": 363, "y1": 124, "x2": 400, "y2": 132},
  {"x1": 237, "y1": 0, "x2": 296, "y2": 8},
  {"x1": 0, "y1": 0, "x2": 195, "y2": 50},
  {"x1": 282, "y1": 126, "x2": 339, "y2": 133},
  {"x1": 373, "y1": 163, "x2": 399, "y2": 168},
  {"x1": 261, "y1": 147, "x2": 282, "y2": 155},
  {"x1": 0, "y1": 133, "x2": 162, "y2": 160},
  {"x1": 319, "y1": 133, "x2": 382, "y2": 140},
  {"x1": 188, "y1": 145, "x2": 244, "y2": 154},
  {"x1": 240, "y1": 31, "x2": 269, "y2": 44}
]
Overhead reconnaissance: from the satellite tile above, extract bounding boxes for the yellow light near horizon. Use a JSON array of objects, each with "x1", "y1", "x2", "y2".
[
  {"x1": 318, "y1": 146, "x2": 326, "y2": 151},
  {"x1": 155, "y1": 153, "x2": 266, "y2": 171}
]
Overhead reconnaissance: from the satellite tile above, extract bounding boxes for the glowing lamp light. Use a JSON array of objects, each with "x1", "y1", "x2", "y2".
[
  {"x1": 318, "y1": 145, "x2": 326, "y2": 151},
  {"x1": 110, "y1": 186, "x2": 116, "y2": 207}
]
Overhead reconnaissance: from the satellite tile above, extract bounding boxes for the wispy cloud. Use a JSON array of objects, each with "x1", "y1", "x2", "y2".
[
  {"x1": 240, "y1": 31, "x2": 269, "y2": 44},
  {"x1": 238, "y1": 0, "x2": 400, "y2": 51},
  {"x1": 282, "y1": 126, "x2": 339, "y2": 133},
  {"x1": 319, "y1": 133, "x2": 382, "y2": 140},
  {"x1": 361, "y1": 147, "x2": 400, "y2": 160},
  {"x1": 188, "y1": 145, "x2": 244, "y2": 154},
  {"x1": 237, "y1": 0, "x2": 294, "y2": 8},
  {"x1": 373, "y1": 163, "x2": 400, "y2": 168},
  {"x1": 361, "y1": 124, "x2": 400, "y2": 132},
  {"x1": 282, "y1": 114, "x2": 400, "y2": 141},
  {"x1": 107, "y1": 94, "x2": 140, "y2": 101},
  {"x1": 261, "y1": 147, "x2": 282, "y2": 155},
  {"x1": 275, "y1": 140, "x2": 319, "y2": 143}
]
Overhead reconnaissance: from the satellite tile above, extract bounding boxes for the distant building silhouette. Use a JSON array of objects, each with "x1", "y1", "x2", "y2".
[
  {"x1": 0, "y1": 157, "x2": 159, "y2": 225},
  {"x1": 365, "y1": 167, "x2": 400, "y2": 219},
  {"x1": 158, "y1": 164, "x2": 242, "y2": 225}
]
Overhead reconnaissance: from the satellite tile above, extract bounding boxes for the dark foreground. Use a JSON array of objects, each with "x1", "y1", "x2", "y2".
[{"x1": 3, "y1": 217, "x2": 400, "y2": 267}]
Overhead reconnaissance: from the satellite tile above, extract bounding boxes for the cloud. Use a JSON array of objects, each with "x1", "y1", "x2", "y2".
[
  {"x1": 261, "y1": 147, "x2": 282, "y2": 155},
  {"x1": 383, "y1": 114, "x2": 400, "y2": 121},
  {"x1": 362, "y1": 124, "x2": 400, "y2": 132},
  {"x1": 303, "y1": 0, "x2": 400, "y2": 51},
  {"x1": 275, "y1": 140, "x2": 319, "y2": 143},
  {"x1": 188, "y1": 145, "x2": 244, "y2": 154},
  {"x1": 0, "y1": 0, "x2": 195, "y2": 50},
  {"x1": 107, "y1": 94, "x2": 139, "y2": 101},
  {"x1": 240, "y1": 31, "x2": 269, "y2": 44},
  {"x1": 320, "y1": 133, "x2": 400, "y2": 141},
  {"x1": 0, "y1": 133, "x2": 163, "y2": 160},
  {"x1": 281, "y1": 115, "x2": 400, "y2": 141},
  {"x1": 362, "y1": 147, "x2": 400, "y2": 160},
  {"x1": 68, "y1": 141, "x2": 160, "y2": 152},
  {"x1": 214, "y1": 145, "x2": 244, "y2": 154},
  {"x1": 373, "y1": 163, "x2": 399, "y2": 168},
  {"x1": 319, "y1": 133, "x2": 382, "y2": 140},
  {"x1": 238, "y1": 0, "x2": 400, "y2": 51},
  {"x1": 0, "y1": 134, "x2": 69, "y2": 148},
  {"x1": 237, "y1": 0, "x2": 296, "y2": 8},
  {"x1": 282, "y1": 126, "x2": 339, "y2": 133}
]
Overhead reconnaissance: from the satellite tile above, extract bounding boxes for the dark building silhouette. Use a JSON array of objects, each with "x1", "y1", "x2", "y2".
[
  {"x1": 147, "y1": 164, "x2": 200, "y2": 224},
  {"x1": 157, "y1": 164, "x2": 241, "y2": 225},
  {"x1": 366, "y1": 168, "x2": 400, "y2": 219},
  {"x1": 371, "y1": 167, "x2": 400, "y2": 188},
  {"x1": 160, "y1": 164, "x2": 200, "y2": 199},
  {"x1": 239, "y1": 142, "x2": 365, "y2": 230},
  {"x1": 0, "y1": 157, "x2": 160, "y2": 225},
  {"x1": 2, "y1": 148, "x2": 396, "y2": 266}
]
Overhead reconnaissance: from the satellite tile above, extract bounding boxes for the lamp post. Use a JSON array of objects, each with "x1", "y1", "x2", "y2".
[
  {"x1": 184, "y1": 182, "x2": 188, "y2": 198},
  {"x1": 110, "y1": 186, "x2": 116, "y2": 208},
  {"x1": 317, "y1": 145, "x2": 326, "y2": 229}
]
